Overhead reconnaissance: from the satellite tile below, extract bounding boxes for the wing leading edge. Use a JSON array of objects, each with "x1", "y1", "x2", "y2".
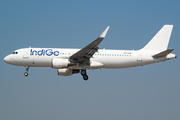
[{"x1": 69, "y1": 26, "x2": 110, "y2": 64}]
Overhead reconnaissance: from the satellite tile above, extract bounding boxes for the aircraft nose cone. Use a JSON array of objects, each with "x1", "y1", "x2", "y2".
[
  {"x1": 4, "y1": 55, "x2": 13, "y2": 64},
  {"x1": 4, "y1": 55, "x2": 16, "y2": 65},
  {"x1": 4, "y1": 56, "x2": 9, "y2": 63}
]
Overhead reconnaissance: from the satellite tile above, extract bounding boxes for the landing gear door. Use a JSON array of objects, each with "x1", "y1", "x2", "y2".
[
  {"x1": 137, "y1": 51, "x2": 142, "y2": 61},
  {"x1": 23, "y1": 49, "x2": 29, "y2": 58}
]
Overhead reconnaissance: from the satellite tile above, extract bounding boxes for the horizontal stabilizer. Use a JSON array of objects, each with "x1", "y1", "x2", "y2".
[{"x1": 153, "y1": 49, "x2": 174, "y2": 58}]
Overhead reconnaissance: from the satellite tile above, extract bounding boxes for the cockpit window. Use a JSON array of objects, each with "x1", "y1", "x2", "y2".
[{"x1": 12, "y1": 52, "x2": 18, "y2": 54}]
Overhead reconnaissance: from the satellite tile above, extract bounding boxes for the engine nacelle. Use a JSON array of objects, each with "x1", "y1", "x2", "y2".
[
  {"x1": 52, "y1": 58, "x2": 70, "y2": 69},
  {"x1": 57, "y1": 68, "x2": 79, "y2": 76}
]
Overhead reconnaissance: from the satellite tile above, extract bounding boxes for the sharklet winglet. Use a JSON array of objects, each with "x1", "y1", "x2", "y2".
[{"x1": 99, "y1": 26, "x2": 110, "y2": 38}]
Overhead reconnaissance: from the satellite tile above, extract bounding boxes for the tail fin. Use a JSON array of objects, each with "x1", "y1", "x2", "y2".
[{"x1": 141, "y1": 25, "x2": 173, "y2": 52}]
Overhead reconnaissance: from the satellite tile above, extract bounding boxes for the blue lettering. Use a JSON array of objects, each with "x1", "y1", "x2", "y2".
[
  {"x1": 30, "y1": 49, "x2": 38, "y2": 55},
  {"x1": 46, "y1": 49, "x2": 53, "y2": 56},
  {"x1": 43, "y1": 49, "x2": 46, "y2": 56},
  {"x1": 54, "y1": 51, "x2": 59, "y2": 56},
  {"x1": 30, "y1": 49, "x2": 59, "y2": 56},
  {"x1": 38, "y1": 49, "x2": 43, "y2": 56}
]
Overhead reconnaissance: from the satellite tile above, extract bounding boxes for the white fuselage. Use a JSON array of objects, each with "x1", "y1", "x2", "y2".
[
  {"x1": 3, "y1": 25, "x2": 176, "y2": 80},
  {"x1": 3, "y1": 25, "x2": 177, "y2": 80},
  {"x1": 4, "y1": 48, "x2": 176, "y2": 70}
]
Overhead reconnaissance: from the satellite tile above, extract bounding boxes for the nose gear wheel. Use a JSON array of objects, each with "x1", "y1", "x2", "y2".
[{"x1": 24, "y1": 66, "x2": 29, "y2": 77}]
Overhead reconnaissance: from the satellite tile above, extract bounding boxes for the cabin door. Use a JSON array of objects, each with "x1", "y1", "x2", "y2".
[
  {"x1": 137, "y1": 51, "x2": 142, "y2": 61},
  {"x1": 23, "y1": 49, "x2": 29, "y2": 58}
]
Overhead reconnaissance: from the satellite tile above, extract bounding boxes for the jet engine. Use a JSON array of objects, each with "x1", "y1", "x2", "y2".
[
  {"x1": 52, "y1": 58, "x2": 71, "y2": 69},
  {"x1": 52, "y1": 58, "x2": 77, "y2": 69},
  {"x1": 57, "y1": 68, "x2": 79, "y2": 76}
]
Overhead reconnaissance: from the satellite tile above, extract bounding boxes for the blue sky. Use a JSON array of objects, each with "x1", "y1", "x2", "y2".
[{"x1": 0, "y1": 0, "x2": 180, "y2": 120}]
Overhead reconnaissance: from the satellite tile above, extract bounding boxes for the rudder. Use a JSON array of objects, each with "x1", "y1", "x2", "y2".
[{"x1": 141, "y1": 25, "x2": 173, "y2": 52}]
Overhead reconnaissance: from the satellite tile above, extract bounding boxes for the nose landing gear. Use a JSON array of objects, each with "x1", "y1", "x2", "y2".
[
  {"x1": 24, "y1": 66, "x2": 29, "y2": 77},
  {"x1": 81, "y1": 69, "x2": 88, "y2": 81}
]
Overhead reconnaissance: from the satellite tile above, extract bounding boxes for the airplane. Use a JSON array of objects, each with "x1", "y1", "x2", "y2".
[{"x1": 4, "y1": 25, "x2": 176, "y2": 81}]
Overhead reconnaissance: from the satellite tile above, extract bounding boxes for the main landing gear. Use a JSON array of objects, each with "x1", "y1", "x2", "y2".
[
  {"x1": 81, "y1": 69, "x2": 88, "y2": 81},
  {"x1": 24, "y1": 66, "x2": 29, "y2": 77}
]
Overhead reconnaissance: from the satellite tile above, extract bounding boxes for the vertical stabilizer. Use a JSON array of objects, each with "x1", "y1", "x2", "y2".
[{"x1": 141, "y1": 25, "x2": 173, "y2": 52}]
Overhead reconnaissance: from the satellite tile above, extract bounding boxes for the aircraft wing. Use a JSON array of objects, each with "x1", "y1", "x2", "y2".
[{"x1": 69, "y1": 26, "x2": 110, "y2": 64}]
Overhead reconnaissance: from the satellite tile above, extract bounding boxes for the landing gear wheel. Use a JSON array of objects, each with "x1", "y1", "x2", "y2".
[
  {"x1": 24, "y1": 72, "x2": 28, "y2": 76},
  {"x1": 24, "y1": 66, "x2": 29, "y2": 77},
  {"x1": 83, "y1": 75, "x2": 89, "y2": 81},
  {"x1": 81, "y1": 70, "x2": 86, "y2": 76}
]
